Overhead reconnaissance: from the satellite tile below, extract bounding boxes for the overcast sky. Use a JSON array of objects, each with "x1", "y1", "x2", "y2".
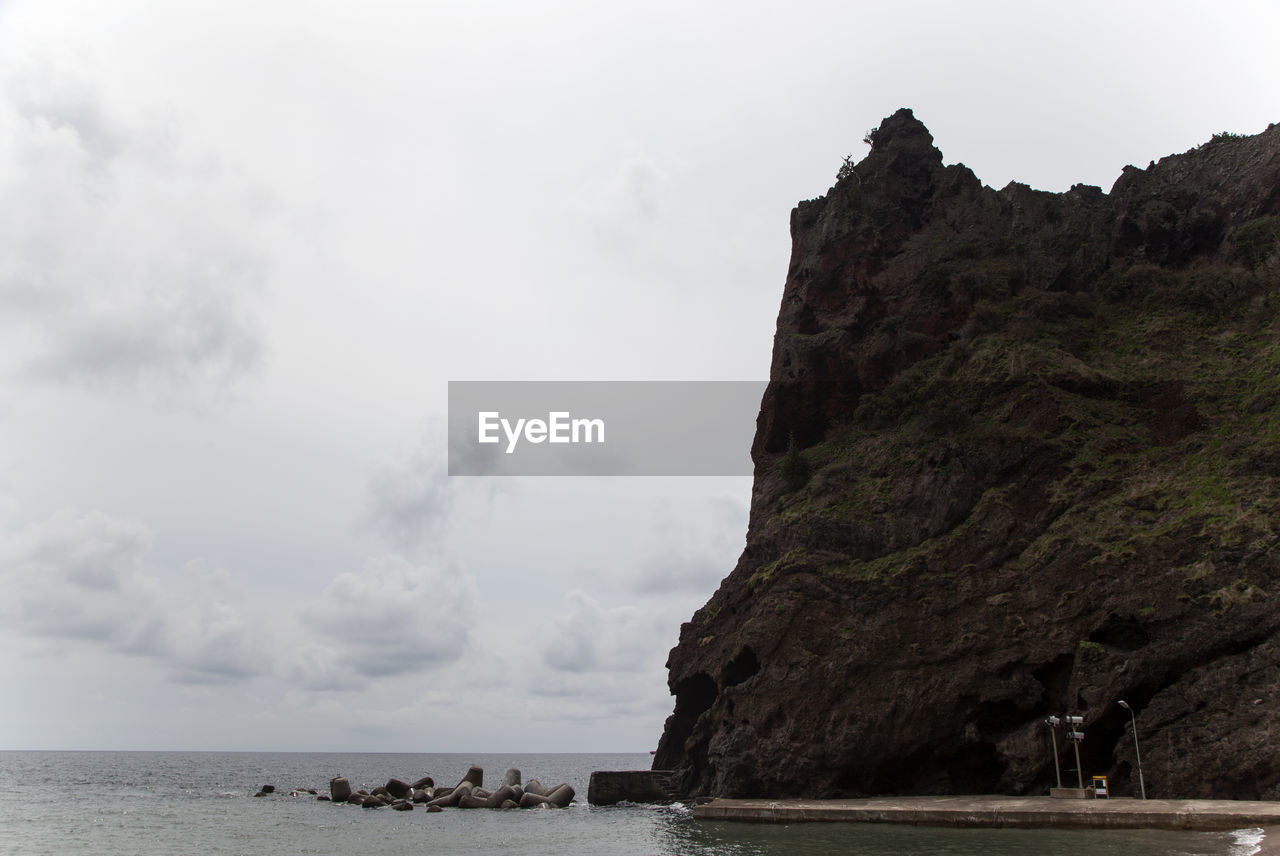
[{"x1": 1, "y1": 0, "x2": 1277, "y2": 753}]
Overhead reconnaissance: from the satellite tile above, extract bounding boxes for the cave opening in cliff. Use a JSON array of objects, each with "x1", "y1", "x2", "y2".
[
  {"x1": 653, "y1": 672, "x2": 716, "y2": 771},
  {"x1": 946, "y1": 742, "x2": 1006, "y2": 794},
  {"x1": 1088, "y1": 613, "x2": 1150, "y2": 651}
]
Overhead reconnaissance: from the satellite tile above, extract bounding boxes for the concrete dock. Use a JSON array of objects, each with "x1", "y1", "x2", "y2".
[{"x1": 693, "y1": 795, "x2": 1280, "y2": 831}]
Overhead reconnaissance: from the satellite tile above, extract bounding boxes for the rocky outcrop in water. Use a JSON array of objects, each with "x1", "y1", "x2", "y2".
[
  {"x1": 655, "y1": 109, "x2": 1280, "y2": 800},
  {"x1": 307, "y1": 766, "x2": 574, "y2": 810}
]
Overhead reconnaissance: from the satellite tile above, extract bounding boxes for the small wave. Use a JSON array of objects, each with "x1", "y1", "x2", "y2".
[
  {"x1": 603, "y1": 800, "x2": 692, "y2": 815},
  {"x1": 1229, "y1": 827, "x2": 1265, "y2": 856}
]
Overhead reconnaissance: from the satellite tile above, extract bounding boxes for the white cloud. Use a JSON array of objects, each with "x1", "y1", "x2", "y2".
[
  {"x1": 300, "y1": 555, "x2": 477, "y2": 683},
  {"x1": 1, "y1": 510, "x2": 160, "y2": 645},
  {"x1": 0, "y1": 512, "x2": 271, "y2": 683},
  {"x1": 540, "y1": 590, "x2": 667, "y2": 674},
  {"x1": 0, "y1": 511, "x2": 477, "y2": 690},
  {"x1": 587, "y1": 151, "x2": 671, "y2": 234},
  {"x1": 628, "y1": 493, "x2": 746, "y2": 595},
  {"x1": 0, "y1": 53, "x2": 267, "y2": 400},
  {"x1": 363, "y1": 443, "x2": 456, "y2": 556}
]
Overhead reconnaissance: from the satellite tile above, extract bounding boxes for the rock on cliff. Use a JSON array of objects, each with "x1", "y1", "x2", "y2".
[{"x1": 654, "y1": 109, "x2": 1280, "y2": 800}]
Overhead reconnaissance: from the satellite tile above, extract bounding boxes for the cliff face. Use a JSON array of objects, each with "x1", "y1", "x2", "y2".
[{"x1": 655, "y1": 109, "x2": 1280, "y2": 799}]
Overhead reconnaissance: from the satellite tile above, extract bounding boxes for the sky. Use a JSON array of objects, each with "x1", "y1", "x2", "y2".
[{"x1": 0, "y1": 0, "x2": 1277, "y2": 753}]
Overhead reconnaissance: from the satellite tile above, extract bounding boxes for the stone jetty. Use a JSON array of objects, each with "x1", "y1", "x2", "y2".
[
  {"x1": 587, "y1": 770, "x2": 682, "y2": 805},
  {"x1": 694, "y1": 795, "x2": 1280, "y2": 830}
]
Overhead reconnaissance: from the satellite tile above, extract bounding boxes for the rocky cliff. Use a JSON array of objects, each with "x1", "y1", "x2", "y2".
[{"x1": 654, "y1": 109, "x2": 1280, "y2": 799}]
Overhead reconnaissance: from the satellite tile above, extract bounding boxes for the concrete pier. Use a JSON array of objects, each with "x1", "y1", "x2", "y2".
[
  {"x1": 587, "y1": 771, "x2": 682, "y2": 805},
  {"x1": 693, "y1": 795, "x2": 1280, "y2": 831}
]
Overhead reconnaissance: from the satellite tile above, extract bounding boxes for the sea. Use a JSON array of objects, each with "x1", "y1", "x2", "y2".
[{"x1": 0, "y1": 751, "x2": 1265, "y2": 856}]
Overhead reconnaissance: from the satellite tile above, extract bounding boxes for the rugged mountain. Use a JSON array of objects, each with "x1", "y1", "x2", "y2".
[{"x1": 654, "y1": 109, "x2": 1280, "y2": 799}]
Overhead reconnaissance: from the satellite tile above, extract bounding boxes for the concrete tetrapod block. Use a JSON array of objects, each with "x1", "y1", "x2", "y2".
[
  {"x1": 519, "y1": 783, "x2": 575, "y2": 808},
  {"x1": 329, "y1": 777, "x2": 352, "y2": 803},
  {"x1": 427, "y1": 782, "x2": 471, "y2": 807},
  {"x1": 545, "y1": 784, "x2": 575, "y2": 807},
  {"x1": 482, "y1": 785, "x2": 519, "y2": 808},
  {"x1": 519, "y1": 791, "x2": 551, "y2": 808}
]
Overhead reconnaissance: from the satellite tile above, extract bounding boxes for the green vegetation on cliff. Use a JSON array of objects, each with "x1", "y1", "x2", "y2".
[{"x1": 770, "y1": 249, "x2": 1280, "y2": 593}]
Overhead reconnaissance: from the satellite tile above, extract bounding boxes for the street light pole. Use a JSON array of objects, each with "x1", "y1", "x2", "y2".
[
  {"x1": 1045, "y1": 716, "x2": 1063, "y2": 789},
  {"x1": 1065, "y1": 715, "x2": 1085, "y2": 789},
  {"x1": 1118, "y1": 700, "x2": 1147, "y2": 799}
]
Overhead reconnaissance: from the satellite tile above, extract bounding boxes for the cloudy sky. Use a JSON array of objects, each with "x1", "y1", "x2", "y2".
[{"x1": 1, "y1": 0, "x2": 1276, "y2": 752}]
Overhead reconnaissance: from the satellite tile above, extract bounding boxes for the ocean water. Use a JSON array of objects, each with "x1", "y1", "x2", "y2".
[{"x1": 0, "y1": 751, "x2": 1263, "y2": 856}]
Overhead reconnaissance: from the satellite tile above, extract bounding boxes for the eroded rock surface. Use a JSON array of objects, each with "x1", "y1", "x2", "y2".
[{"x1": 655, "y1": 109, "x2": 1280, "y2": 800}]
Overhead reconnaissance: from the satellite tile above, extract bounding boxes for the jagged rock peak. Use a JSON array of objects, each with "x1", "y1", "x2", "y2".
[
  {"x1": 833, "y1": 108, "x2": 946, "y2": 200},
  {"x1": 866, "y1": 107, "x2": 943, "y2": 161}
]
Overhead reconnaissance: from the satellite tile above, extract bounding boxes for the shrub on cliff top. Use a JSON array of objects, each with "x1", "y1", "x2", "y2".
[{"x1": 836, "y1": 154, "x2": 858, "y2": 183}]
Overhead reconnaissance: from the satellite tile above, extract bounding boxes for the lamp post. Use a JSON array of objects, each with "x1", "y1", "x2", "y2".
[
  {"x1": 1118, "y1": 700, "x2": 1147, "y2": 799},
  {"x1": 1045, "y1": 716, "x2": 1063, "y2": 789},
  {"x1": 1065, "y1": 715, "x2": 1085, "y2": 789}
]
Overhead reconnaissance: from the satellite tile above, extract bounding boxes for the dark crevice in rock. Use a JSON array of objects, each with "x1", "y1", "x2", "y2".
[
  {"x1": 1088, "y1": 613, "x2": 1150, "y2": 651},
  {"x1": 1144, "y1": 626, "x2": 1278, "y2": 705},
  {"x1": 721, "y1": 646, "x2": 761, "y2": 688},
  {"x1": 1033, "y1": 654, "x2": 1076, "y2": 711}
]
